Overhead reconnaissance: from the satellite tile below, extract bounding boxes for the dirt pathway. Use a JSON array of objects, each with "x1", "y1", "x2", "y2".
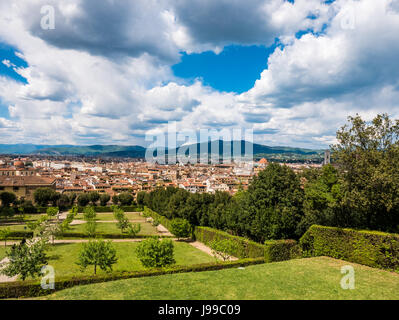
[{"x1": 188, "y1": 241, "x2": 238, "y2": 261}]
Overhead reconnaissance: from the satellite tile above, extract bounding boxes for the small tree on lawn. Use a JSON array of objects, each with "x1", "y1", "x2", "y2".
[
  {"x1": 113, "y1": 207, "x2": 125, "y2": 221},
  {"x1": 46, "y1": 207, "x2": 59, "y2": 221},
  {"x1": 127, "y1": 223, "x2": 141, "y2": 237},
  {"x1": 116, "y1": 215, "x2": 130, "y2": 233},
  {"x1": 26, "y1": 215, "x2": 49, "y2": 237},
  {"x1": 76, "y1": 240, "x2": 117, "y2": 275},
  {"x1": 85, "y1": 221, "x2": 97, "y2": 238},
  {"x1": 136, "y1": 237, "x2": 175, "y2": 268},
  {"x1": 83, "y1": 206, "x2": 97, "y2": 221},
  {"x1": 0, "y1": 227, "x2": 12, "y2": 247},
  {"x1": 0, "y1": 238, "x2": 49, "y2": 281},
  {"x1": 170, "y1": 218, "x2": 191, "y2": 240},
  {"x1": 210, "y1": 239, "x2": 238, "y2": 262}
]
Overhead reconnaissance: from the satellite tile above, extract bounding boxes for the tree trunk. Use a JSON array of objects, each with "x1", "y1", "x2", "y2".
[{"x1": 94, "y1": 264, "x2": 97, "y2": 275}]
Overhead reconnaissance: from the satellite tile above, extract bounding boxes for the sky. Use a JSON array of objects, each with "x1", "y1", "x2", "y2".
[{"x1": 1, "y1": 0, "x2": 399, "y2": 149}]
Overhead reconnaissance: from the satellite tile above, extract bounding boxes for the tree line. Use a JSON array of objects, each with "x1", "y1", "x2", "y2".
[{"x1": 138, "y1": 114, "x2": 399, "y2": 242}]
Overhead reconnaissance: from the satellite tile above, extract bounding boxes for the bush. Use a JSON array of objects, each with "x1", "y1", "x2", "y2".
[
  {"x1": 143, "y1": 207, "x2": 172, "y2": 231},
  {"x1": 46, "y1": 207, "x2": 58, "y2": 217},
  {"x1": 210, "y1": 239, "x2": 238, "y2": 261},
  {"x1": 194, "y1": 226, "x2": 265, "y2": 259},
  {"x1": 264, "y1": 240, "x2": 301, "y2": 262},
  {"x1": 136, "y1": 237, "x2": 175, "y2": 268},
  {"x1": 300, "y1": 225, "x2": 399, "y2": 271},
  {"x1": 83, "y1": 206, "x2": 96, "y2": 221},
  {"x1": 169, "y1": 218, "x2": 192, "y2": 239},
  {"x1": 118, "y1": 193, "x2": 134, "y2": 206}
]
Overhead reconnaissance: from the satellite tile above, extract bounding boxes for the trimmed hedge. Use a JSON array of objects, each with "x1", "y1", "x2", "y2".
[
  {"x1": 0, "y1": 257, "x2": 264, "y2": 299},
  {"x1": 194, "y1": 226, "x2": 265, "y2": 259},
  {"x1": 264, "y1": 240, "x2": 302, "y2": 262},
  {"x1": 57, "y1": 232, "x2": 173, "y2": 239},
  {"x1": 300, "y1": 225, "x2": 399, "y2": 271},
  {"x1": 143, "y1": 207, "x2": 173, "y2": 231},
  {"x1": 77, "y1": 205, "x2": 139, "y2": 213},
  {"x1": 0, "y1": 231, "x2": 34, "y2": 240}
]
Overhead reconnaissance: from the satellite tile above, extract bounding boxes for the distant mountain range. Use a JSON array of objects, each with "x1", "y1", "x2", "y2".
[{"x1": 0, "y1": 141, "x2": 324, "y2": 160}]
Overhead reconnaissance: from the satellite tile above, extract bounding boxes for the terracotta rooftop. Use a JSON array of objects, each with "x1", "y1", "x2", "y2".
[{"x1": 0, "y1": 176, "x2": 56, "y2": 187}]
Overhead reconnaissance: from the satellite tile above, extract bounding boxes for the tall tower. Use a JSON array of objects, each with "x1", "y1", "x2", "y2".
[{"x1": 324, "y1": 150, "x2": 331, "y2": 165}]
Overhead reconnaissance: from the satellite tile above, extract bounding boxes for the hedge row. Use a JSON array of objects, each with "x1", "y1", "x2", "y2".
[
  {"x1": 0, "y1": 231, "x2": 34, "y2": 240},
  {"x1": 300, "y1": 225, "x2": 399, "y2": 271},
  {"x1": 77, "y1": 205, "x2": 139, "y2": 213},
  {"x1": 193, "y1": 226, "x2": 301, "y2": 261},
  {"x1": 0, "y1": 257, "x2": 265, "y2": 299},
  {"x1": 57, "y1": 232, "x2": 173, "y2": 239},
  {"x1": 143, "y1": 206, "x2": 173, "y2": 231}
]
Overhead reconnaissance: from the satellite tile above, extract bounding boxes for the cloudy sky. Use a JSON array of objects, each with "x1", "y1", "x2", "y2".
[{"x1": 1, "y1": 0, "x2": 399, "y2": 149}]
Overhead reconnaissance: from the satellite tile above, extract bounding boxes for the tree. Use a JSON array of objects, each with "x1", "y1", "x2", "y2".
[
  {"x1": 210, "y1": 239, "x2": 238, "y2": 261},
  {"x1": 169, "y1": 218, "x2": 191, "y2": 240},
  {"x1": 46, "y1": 207, "x2": 59, "y2": 218},
  {"x1": 76, "y1": 240, "x2": 117, "y2": 275},
  {"x1": 58, "y1": 194, "x2": 71, "y2": 210},
  {"x1": 0, "y1": 192, "x2": 16, "y2": 207},
  {"x1": 332, "y1": 113, "x2": 399, "y2": 231},
  {"x1": 77, "y1": 193, "x2": 90, "y2": 207},
  {"x1": 112, "y1": 195, "x2": 119, "y2": 205},
  {"x1": 34, "y1": 188, "x2": 58, "y2": 207},
  {"x1": 136, "y1": 191, "x2": 146, "y2": 207},
  {"x1": 83, "y1": 206, "x2": 96, "y2": 221},
  {"x1": 88, "y1": 191, "x2": 100, "y2": 206},
  {"x1": 0, "y1": 206, "x2": 15, "y2": 220},
  {"x1": 100, "y1": 194, "x2": 110, "y2": 206},
  {"x1": 118, "y1": 192, "x2": 133, "y2": 206},
  {"x1": 244, "y1": 163, "x2": 304, "y2": 241},
  {"x1": 0, "y1": 238, "x2": 49, "y2": 281},
  {"x1": 0, "y1": 227, "x2": 12, "y2": 247},
  {"x1": 116, "y1": 215, "x2": 130, "y2": 233},
  {"x1": 136, "y1": 237, "x2": 175, "y2": 268},
  {"x1": 127, "y1": 223, "x2": 141, "y2": 237},
  {"x1": 84, "y1": 221, "x2": 97, "y2": 238}
]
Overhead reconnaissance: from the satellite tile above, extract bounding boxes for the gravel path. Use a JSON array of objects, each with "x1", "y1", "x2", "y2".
[
  {"x1": 0, "y1": 257, "x2": 18, "y2": 283},
  {"x1": 188, "y1": 241, "x2": 238, "y2": 261}
]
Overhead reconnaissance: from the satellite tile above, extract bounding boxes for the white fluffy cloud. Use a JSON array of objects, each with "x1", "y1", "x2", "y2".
[{"x1": 0, "y1": 0, "x2": 399, "y2": 148}]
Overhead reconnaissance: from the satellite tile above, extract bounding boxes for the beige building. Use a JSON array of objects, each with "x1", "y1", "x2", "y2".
[{"x1": 0, "y1": 176, "x2": 56, "y2": 202}]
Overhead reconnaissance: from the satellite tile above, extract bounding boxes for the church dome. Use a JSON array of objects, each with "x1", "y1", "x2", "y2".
[{"x1": 14, "y1": 160, "x2": 25, "y2": 168}]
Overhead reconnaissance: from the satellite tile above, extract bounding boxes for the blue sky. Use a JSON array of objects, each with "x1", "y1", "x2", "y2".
[
  {"x1": 173, "y1": 44, "x2": 277, "y2": 94},
  {"x1": 0, "y1": 0, "x2": 398, "y2": 148}
]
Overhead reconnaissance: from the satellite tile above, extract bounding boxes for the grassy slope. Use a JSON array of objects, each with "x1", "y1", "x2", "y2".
[
  {"x1": 41, "y1": 241, "x2": 215, "y2": 278},
  {"x1": 41, "y1": 257, "x2": 399, "y2": 300}
]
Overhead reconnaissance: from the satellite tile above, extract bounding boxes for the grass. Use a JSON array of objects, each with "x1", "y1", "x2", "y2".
[
  {"x1": 40, "y1": 257, "x2": 399, "y2": 300},
  {"x1": 75, "y1": 212, "x2": 145, "y2": 222},
  {"x1": 38, "y1": 241, "x2": 215, "y2": 279},
  {"x1": 66, "y1": 221, "x2": 159, "y2": 235}
]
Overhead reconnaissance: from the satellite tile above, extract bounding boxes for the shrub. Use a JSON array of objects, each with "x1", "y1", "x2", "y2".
[
  {"x1": 77, "y1": 193, "x2": 90, "y2": 207},
  {"x1": 46, "y1": 207, "x2": 59, "y2": 217},
  {"x1": 194, "y1": 226, "x2": 265, "y2": 259},
  {"x1": 118, "y1": 193, "x2": 134, "y2": 206},
  {"x1": 169, "y1": 218, "x2": 192, "y2": 239},
  {"x1": 300, "y1": 225, "x2": 399, "y2": 271},
  {"x1": 210, "y1": 239, "x2": 238, "y2": 261},
  {"x1": 76, "y1": 240, "x2": 118, "y2": 275},
  {"x1": 99, "y1": 194, "x2": 111, "y2": 206},
  {"x1": 264, "y1": 240, "x2": 301, "y2": 262},
  {"x1": 136, "y1": 237, "x2": 175, "y2": 268},
  {"x1": 83, "y1": 206, "x2": 96, "y2": 221}
]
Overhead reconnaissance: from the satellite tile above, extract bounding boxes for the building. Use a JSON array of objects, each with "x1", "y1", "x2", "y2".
[{"x1": 0, "y1": 176, "x2": 57, "y2": 202}]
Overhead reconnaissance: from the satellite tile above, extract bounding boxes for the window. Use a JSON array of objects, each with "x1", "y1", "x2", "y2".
[{"x1": 13, "y1": 187, "x2": 19, "y2": 191}]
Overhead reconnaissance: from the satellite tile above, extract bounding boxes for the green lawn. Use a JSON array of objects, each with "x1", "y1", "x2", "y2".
[
  {"x1": 67, "y1": 221, "x2": 159, "y2": 235},
  {"x1": 75, "y1": 212, "x2": 145, "y2": 222},
  {"x1": 41, "y1": 257, "x2": 399, "y2": 300},
  {"x1": 39, "y1": 241, "x2": 215, "y2": 279}
]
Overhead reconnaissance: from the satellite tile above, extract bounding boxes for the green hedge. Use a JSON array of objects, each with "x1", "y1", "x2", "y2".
[
  {"x1": 264, "y1": 240, "x2": 302, "y2": 262},
  {"x1": 0, "y1": 231, "x2": 34, "y2": 240},
  {"x1": 57, "y1": 232, "x2": 173, "y2": 239},
  {"x1": 143, "y1": 207, "x2": 173, "y2": 231},
  {"x1": 0, "y1": 257, "x2": 264, "y2": 299},
  {"x1": 77, "y1": 206, "x2": 139, "y2": 213},
  {"x1": 193, "y1": 226, "x2": 265, "y2": 259},
  {"x1": 300, "y1": 225, "x2": 399, "y2": 271}
]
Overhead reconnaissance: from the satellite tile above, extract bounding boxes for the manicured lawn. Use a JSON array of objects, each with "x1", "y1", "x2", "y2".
[
  {"x1": 67, "y1": 221, "x2": 159, "y2": 235},
  {"x1": 41, "y1": 257, "x2": 399, "y2": 300},
  {"x1": 39, "y1": 241, "x2": 215, "y2": 278},
  {"x1": 75, "y1": 212, "x2": 145, "y2": 222}
]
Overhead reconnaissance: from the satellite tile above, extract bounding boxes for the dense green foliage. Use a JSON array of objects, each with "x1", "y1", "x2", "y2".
[
  {"x1": 300, "y1": 225, "x2": 399, "y2": 271},
  {"x1": 169, "y1": 218, "x2": 192, "y2": 239},
  {"x1": 76, "y1": 240, "x2": 118, "y2": 274},
  {"x1": 136, "y1": 237, "x2": 175, "y2": 268}
]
